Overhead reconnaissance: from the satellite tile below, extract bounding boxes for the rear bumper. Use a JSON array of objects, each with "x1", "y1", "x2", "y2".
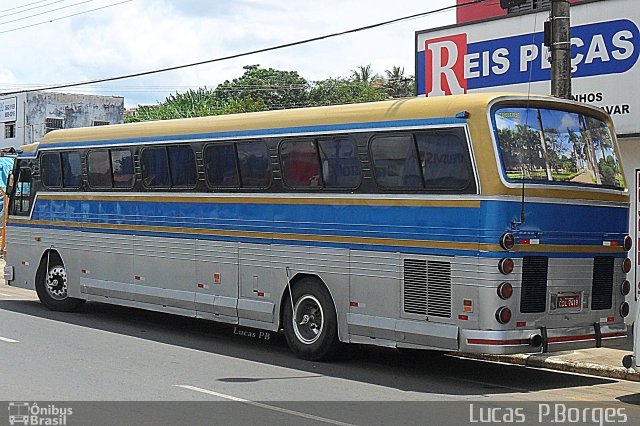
[{"x1": 460, "y1": 323, "x2": 627, "y2": 355}]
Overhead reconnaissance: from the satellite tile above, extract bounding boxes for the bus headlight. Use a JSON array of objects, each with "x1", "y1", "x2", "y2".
[
  {"x1": 497, "y1": 282, "x2": 513, "y2": 300},
  {"x1": 495, "y1": 307, "x2": 512, "y2": 324},
  {"x1": 498, "y1": 258, "x2": 514, "y2": 275}
]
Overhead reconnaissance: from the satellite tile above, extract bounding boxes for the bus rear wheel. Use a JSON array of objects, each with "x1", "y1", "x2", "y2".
[
  {"x1": 35, "y1": 253, "x2": 85, "y2": 312},
  {"x1": 283, "y1": 278, "x2": 340, "y2": 361}
]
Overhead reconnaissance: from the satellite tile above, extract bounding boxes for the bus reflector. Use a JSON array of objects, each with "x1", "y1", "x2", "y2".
[
  {"x1": 350, "y1": 301, "x2": 359, "y2": 307},
  {"x1": 607, "y1": 317, "x2": 615, "y2": 323},
  {"x1": 516, "y1": 321, "x2": 526, "y2": 327},
  {"x1": 458, "y1": 315, "x2": 468, "y2": 320},
  {"x1": 34, "y1": 237, "x2": 41, "y2": 242},
  {"x1": 463, "y1": 299, "x2": 473, "y2": 312}
]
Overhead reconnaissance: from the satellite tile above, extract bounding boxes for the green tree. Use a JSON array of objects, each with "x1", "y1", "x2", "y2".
[
  {"x1": 350, "y1": 64, "x2": 381, "y2": 84},
  {"x1": 383, "y1": 66, "x2": 413, "y2": 98},
  {"x1": 308, "y1": 77, "x2": 387, "y2": 106},
  {"x1": 213, "y1": 64, "x2": 309, "y2": 110}
]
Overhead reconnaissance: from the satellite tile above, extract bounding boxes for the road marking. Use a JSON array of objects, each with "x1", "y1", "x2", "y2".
[
  {"x1": 0, "y1": 336, "x2": 19, "y2": 343},
  {"x1": 175, "y1": 385, "x2": 354, "y2": 426}
]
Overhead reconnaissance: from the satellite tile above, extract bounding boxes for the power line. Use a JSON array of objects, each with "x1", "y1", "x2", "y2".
[
  {"x1": 0, "y1": 0, "x2": 95, "y2": 26},
  {"x1": 0, "y1": 0, "x2": 69, "y2": 20},
  {"x1": 0, "y1": 0, "x2": 52, "y2": 14},
  {"x1": 0, "y1": 0, "x2": 132, "y2": 35},
  {"x1": 0, "y1": 0, "x2": 485, "y2": 96}
]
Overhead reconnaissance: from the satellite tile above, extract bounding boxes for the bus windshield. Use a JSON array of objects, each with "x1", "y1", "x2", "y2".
[{"x1": 494, "y1": 107, "x2": 625, "y2": 189}]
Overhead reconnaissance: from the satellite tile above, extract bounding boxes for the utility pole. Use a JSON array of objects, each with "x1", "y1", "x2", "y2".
[{"x1": 549, "y1": 0, "x2": 572, "y2": 99}]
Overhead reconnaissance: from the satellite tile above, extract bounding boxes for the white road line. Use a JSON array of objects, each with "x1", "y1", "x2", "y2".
[
  {"x1": 175, "y1": 385, "x2": 354, "y2": 426},
  {"x1": 0, "y1": 336, "x2": 19, "y2": 343}
]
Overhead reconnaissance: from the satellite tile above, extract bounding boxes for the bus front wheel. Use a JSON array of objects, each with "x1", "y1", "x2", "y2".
[
  {"x1": 35, "y1": 253, "x2": 85, "y2": 312},
  {"x1": 283, "y1": 277, "x2": 340, "y2": 361}
]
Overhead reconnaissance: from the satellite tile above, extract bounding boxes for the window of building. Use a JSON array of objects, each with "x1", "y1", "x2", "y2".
[
  {"x1": 236, "y1": 142, "x2": 271, "y2": 188},
  {"x1": 204, "y1": 144, "x2": 239, "y2": 187},
  {"x1": 45, "y1": 118, "x2": 64, "y2": 134},
  {"x1": 93, "y1": 120, "x2": 110, "y2": 126},
  {"x1": 4, "y1": 122, "x2": 16, "y2": 139}
]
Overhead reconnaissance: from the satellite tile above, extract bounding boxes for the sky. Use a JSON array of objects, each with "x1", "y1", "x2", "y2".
[{"x1": 0, "y1": 0, "x2": 455, "y2": 108}]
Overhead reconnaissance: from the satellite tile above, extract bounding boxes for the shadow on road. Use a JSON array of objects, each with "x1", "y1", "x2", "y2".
[{"x1": 0, "y1": 298, "x2": 617, "y2": 397}]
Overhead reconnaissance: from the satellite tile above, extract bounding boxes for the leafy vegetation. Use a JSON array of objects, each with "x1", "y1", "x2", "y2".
[{"x1": 126, "y1": 64, "x2": 415, "y2": 122}]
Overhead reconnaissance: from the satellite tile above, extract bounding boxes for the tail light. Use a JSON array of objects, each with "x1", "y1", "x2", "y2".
[
  {"x1": 495, "y1": 307, "x2": 512, "y2": 324},
  {"x1": 498, "y1": 258, "x2": 514, "y2": 275},
  {"x1": 500, "y1": 233, "x2": 515, "y2": 250},
  {"x1": 620, "y1": 302, "x2": 630, "y2": 318},
  {"x1": 622, "y1": 258, "x2": 631, "y2": 273},
  {"x1": 621, "y1": 280, "x2": 631, "y2": 296},
  {"x1": 624, "y1": 235, "x2": 633, "y2": 251},
  {"x1": 497, "y1": 282, "x2": 513, "y2": 300}
]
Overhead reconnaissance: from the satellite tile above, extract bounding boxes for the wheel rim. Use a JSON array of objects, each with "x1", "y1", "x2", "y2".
[
  {"x1": 293, "y1": 295, "x2": 324, "y2": 345},
  {"x1": 46, "y1": 265, "x2": 68, "y2": 301}
]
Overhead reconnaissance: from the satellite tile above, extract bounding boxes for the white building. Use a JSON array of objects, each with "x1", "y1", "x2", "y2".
[{"x1": 0, "y1": 92, "x2": 124, "y2": 149}]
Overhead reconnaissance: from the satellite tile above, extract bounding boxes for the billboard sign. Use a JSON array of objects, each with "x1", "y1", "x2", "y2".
[
  {"x1": 416, "y1": 0, "x2": 640, "y2": 135},
  {"x1": 0, "y1": 97, "x2": 17, "y2": 123}
]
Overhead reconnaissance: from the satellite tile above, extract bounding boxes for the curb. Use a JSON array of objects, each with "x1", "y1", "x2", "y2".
[{"x1": 456, "y1": 352, "x2": 640, "y2": 382}]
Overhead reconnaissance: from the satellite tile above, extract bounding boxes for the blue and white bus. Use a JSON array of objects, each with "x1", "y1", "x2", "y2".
[{"x1": 3, "y1": 93, "x2": 632, "y2": 360}]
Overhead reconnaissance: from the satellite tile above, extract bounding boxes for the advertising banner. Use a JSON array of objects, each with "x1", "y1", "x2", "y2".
[{"x1": 416, "y1": 0, "x2": 640, "y2": 135}]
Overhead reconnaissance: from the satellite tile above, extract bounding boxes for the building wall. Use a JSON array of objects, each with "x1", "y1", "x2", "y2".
[{"x1": 0, "y1": 92, "x2": 124, "y2": 149}]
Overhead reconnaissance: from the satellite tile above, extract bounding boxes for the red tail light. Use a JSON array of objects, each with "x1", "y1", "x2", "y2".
[
  {"x1": 496, "y1": 307, "x2": 512, "y2": 324},
  {"x1": 624, "y1": 235, "x2": 633, "y2": 251},
  {"x1": 622, "y1": 258, "x2": 631, "y2": 273},
  {"x1": 620, "y1": 302, "x2": 630, "y2": 318},
  {"x1": 500, "y1": 233, "x2": 515, "y2": 250},
  {"x1": 498, "y1": 258, "x2": 514, "y2": 275},
  {"x1": 621, "y1": 280, "x2": 631, "y2": 296},
  {"x1": 497, "y1": 282, "x2": 513, "y2": 300}
]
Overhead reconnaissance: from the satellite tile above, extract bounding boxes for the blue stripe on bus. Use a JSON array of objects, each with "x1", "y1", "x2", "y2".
[
  {"x1": 20, "y1": 117, "x2": 466, "y2": 156},
  {"x1": 17, "y1": 197, "x2": 628, "y2": 257}
]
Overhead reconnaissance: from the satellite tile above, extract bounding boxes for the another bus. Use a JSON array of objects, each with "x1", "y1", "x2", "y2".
[{"x1": 3, "y1": 93, "x2": 632, "y2": 360}]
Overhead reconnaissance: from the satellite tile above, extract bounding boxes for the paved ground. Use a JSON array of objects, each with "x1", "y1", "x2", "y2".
[{"x1": 1, "y1": 280, "x2": 640, "y2": 425}]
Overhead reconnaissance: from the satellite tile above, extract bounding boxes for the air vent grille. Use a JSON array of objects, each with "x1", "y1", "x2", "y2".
[
  {"x1": 403, "y1": 259, "x2": 451, "y2": 318},
  {"x1": 520, "y1": 256, "x2": 548, "y2": 313}
]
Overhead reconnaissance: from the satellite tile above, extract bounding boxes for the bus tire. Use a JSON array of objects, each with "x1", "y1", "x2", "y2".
[
  {"x1": 35, "y1": 253, "x2": 85, "y2": 312},
  {"x1": 283, "y1": 277, "x2": 340, "y2": 361}
]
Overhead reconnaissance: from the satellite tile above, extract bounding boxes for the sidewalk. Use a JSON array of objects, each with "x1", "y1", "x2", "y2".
[{"x1": 457, "y1": 345, "x2": 639, "y2": 382}]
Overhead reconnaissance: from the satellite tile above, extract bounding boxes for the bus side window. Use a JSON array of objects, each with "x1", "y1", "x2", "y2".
[
  {"x1": 280, "y1": 139, "x2": 321, "y2": 188},
  {"x1": 370, "y1": 134, "x2": 422, "y2": 189},
  {"x1": 237, "y1": 142, "x2": 271, "y2": 188},
  {"x1": 415, "y1": 130, "x2": 473, "y2": 191}
]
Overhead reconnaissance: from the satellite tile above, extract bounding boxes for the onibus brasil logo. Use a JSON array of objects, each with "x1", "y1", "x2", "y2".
[{"x1": 8, "y1": 402, "x2": 72, "y2": 426}]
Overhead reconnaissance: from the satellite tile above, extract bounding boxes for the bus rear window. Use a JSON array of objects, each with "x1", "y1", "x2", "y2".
[{"x1": 494, "y1": 107, "x2": 625, "y2": 189}]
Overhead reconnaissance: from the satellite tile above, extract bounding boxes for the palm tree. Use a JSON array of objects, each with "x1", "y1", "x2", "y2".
[
  {"x1": 350, "y1": 65, "x2": 380, "y2": 84},
  {"x1": 384, "y1": 66, "x2": 413, "y2": 98}
]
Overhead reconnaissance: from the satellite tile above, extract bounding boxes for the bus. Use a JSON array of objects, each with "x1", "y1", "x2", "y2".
[{"x1": 2, "y1": 93, "x2": 632, "y2": 361}]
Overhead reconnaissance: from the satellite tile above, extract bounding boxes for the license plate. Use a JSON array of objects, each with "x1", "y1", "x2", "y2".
[{"x1": 557, "y1": 294, "x2": 580, "y2": 309}]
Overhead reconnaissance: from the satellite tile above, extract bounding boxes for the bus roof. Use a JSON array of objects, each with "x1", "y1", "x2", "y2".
[{"x1": 22, "y1": 92, "x2": 602, "y2": 152}]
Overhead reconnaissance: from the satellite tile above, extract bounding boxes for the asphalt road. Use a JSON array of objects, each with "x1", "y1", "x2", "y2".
[{"x1": 1, "y1": 283, "x2": 639, "y2": 425}]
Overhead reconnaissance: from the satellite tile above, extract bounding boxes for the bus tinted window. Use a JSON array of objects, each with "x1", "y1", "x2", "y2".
[
  {"x1": 41, "y1": 153, "x2": 61, "y2": 187},
  {"x1": 61, "y1": 152, "x2": 82, "y2": 188},
  {"x1": 88, "y1": 150, "x2": 111, "y2": 188},
  {"x1": 318, "y1": 137, "x2": 361, "y2": 188},
  {"x1": 141, "y1": 147, "x2": 170, "y2": 187},
  {"x1": 111, "y1": 149, "x2": 135, "y2": 188},
  {"x1": 415, "y1": 130, "x2": 471, "y2": 190},
  {"x1": 495, "y1": 107, "x2": 625, "y2": 189},
  {"x1": 237, "y1": 142, "x2": 271, "y2": 188},
  {"x1": 280, "y1": 140, "x2": 321, "y2": 187},
  {"x1": 167, "y1": 146, "x2": 197, "y2": 187},
  {"x1": 371, "y1": 135, "x2": 422, "y2": 189},
  {"x1": 204, "y1": 144, "x2": 239, "y2": 187}
]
